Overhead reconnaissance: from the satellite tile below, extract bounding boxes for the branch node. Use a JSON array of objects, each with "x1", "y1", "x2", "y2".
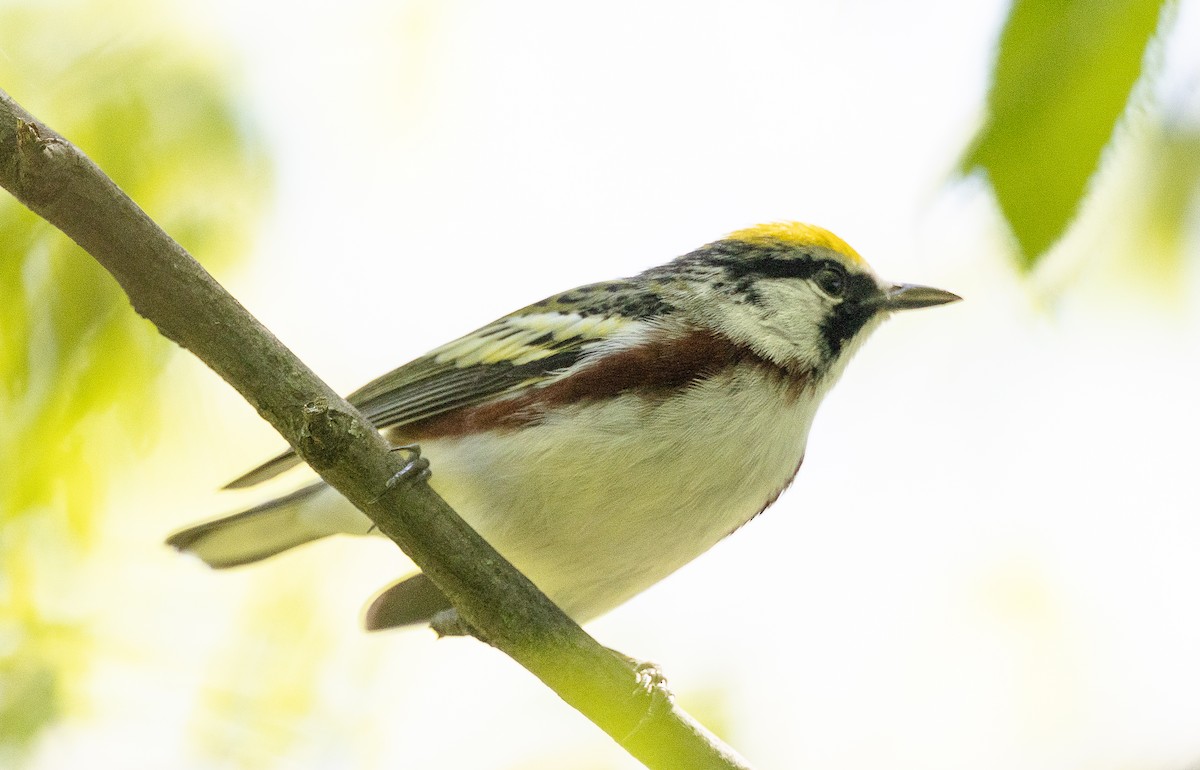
[
  {"x1": 14, "y1": 118, "x2": 70, "y2": 207},
  {"x1": 296, "y1": 398, "x2": 355, "y2": 473}
]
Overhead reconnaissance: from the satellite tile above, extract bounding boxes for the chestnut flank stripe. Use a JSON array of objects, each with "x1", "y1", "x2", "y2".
[{"x1": 397, "y1": 328, "x2": 808, "y2": 440}]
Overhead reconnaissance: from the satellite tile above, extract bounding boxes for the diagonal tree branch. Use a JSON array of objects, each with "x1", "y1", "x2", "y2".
[{"x1": 0, "y1": 87, "x2": 754, "y2": 770}]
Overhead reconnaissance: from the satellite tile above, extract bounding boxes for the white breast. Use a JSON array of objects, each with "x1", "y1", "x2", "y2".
[{"x1": 407, "y1": 366, "x2": 826, "y2": 621}]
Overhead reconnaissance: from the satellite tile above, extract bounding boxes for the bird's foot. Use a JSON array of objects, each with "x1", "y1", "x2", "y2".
[
  {"x1": 386, "y1": 443, "x2": 431, "y2": 488},
  {"x1": 608, "y1": 649, "x2": 673, "y2": 700},
  {"x1": 632, "y1": 659, "x2": 672, "y2": 702}
]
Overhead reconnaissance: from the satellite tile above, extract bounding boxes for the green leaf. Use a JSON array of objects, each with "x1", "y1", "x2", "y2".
[{"x1": 963, "y1": 0, "x2": 1171, "y2": 267}]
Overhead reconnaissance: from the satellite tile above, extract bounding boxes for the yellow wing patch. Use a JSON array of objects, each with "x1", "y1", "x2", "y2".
[
  {"x1": 725, "y1": 222, "x2": 864, "y2": 265},
  {"x1": 432, "y1": 312, "x2": 634, "y2": 368}
]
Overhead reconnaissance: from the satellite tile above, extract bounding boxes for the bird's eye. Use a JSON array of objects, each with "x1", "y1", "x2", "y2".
[{"x1": 814, "y1": 265, "x2": 847, "y2": 298}]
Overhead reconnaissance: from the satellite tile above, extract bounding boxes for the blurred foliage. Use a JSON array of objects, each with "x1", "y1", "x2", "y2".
[
  {"x1": 0, "y1": 0, "x2": 268, "y2": 755},
  {"x1": 1102, "y1": 119, "x2": 1200, "y2": 298},
  {"x1": 193, "y1": 575, "x2": 333, "y2": 769},
  {"x1": 963, "y1": 0, "x2": 1175, "y2": 267}
]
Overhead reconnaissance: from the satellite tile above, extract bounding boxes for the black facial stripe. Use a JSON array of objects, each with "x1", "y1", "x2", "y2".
[
  {"x1": 685, "y1": 241, "x2": 850, "y2": 286},
  {"x1": 704, "y1": 253, "x2": 823, "y2": 281},
  {"x1": 820, "y1": 282, "x2": 882, "y2": 356},
  {"x1": 710, "y1": 254, "x2": 880, "y2": 305},
  {"x1": 839, "y1": 273, "x2": 882, "y2": 305}
]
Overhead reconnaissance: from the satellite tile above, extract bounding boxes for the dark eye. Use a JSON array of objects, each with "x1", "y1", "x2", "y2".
[{"x1": 814, "y1": 264, "x2": 847, "y2": 298}]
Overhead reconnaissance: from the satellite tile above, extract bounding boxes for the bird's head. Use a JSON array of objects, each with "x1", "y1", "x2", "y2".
[{"x1": 648, "y1": 222, "x2": 960, "y2": 380}]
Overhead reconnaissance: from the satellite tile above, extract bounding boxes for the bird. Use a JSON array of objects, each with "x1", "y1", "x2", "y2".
[{"x1": 167, "y1": 222, "x2": 959, "y2": 631}]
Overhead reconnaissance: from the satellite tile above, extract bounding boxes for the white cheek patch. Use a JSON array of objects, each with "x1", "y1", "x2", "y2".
[{"x1": 745, "y1": 281, "x2": 833, "y2": 369}]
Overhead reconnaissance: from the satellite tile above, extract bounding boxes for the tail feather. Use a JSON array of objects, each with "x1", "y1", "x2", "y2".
[
  {"x1": 364, "y1": 573, "x2": 452, "y2": 630},
  {"x1": 222, "y1": 448, "x2": 303, "y2": 490},
  {"x1": 166, "y1": 482, "x2": 330, "y2": 568}
]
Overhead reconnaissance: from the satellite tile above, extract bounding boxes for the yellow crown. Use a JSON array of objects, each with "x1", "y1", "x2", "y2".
[{"x1": 725, "y1": 222, "x2": 864, "y2": 266}]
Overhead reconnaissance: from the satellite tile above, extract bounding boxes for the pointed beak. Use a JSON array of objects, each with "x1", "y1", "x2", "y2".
[{"x1": 883, "y1": 283, "x2": 961, "y2": 311}]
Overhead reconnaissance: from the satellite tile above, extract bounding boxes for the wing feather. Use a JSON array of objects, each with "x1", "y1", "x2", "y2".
[{"x1": 224, "y1": 281, "x2": 668, "y2": 489}]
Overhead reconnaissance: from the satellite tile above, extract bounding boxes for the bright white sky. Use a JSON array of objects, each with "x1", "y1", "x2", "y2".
[{"x1": 21, "y1": 1, "x2": 1200, "y2": 769}]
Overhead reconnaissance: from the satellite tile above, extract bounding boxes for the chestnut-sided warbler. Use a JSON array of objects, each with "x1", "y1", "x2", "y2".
[{"x1": 168, "y1": 222, "x2": 959, "y2": 630}]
